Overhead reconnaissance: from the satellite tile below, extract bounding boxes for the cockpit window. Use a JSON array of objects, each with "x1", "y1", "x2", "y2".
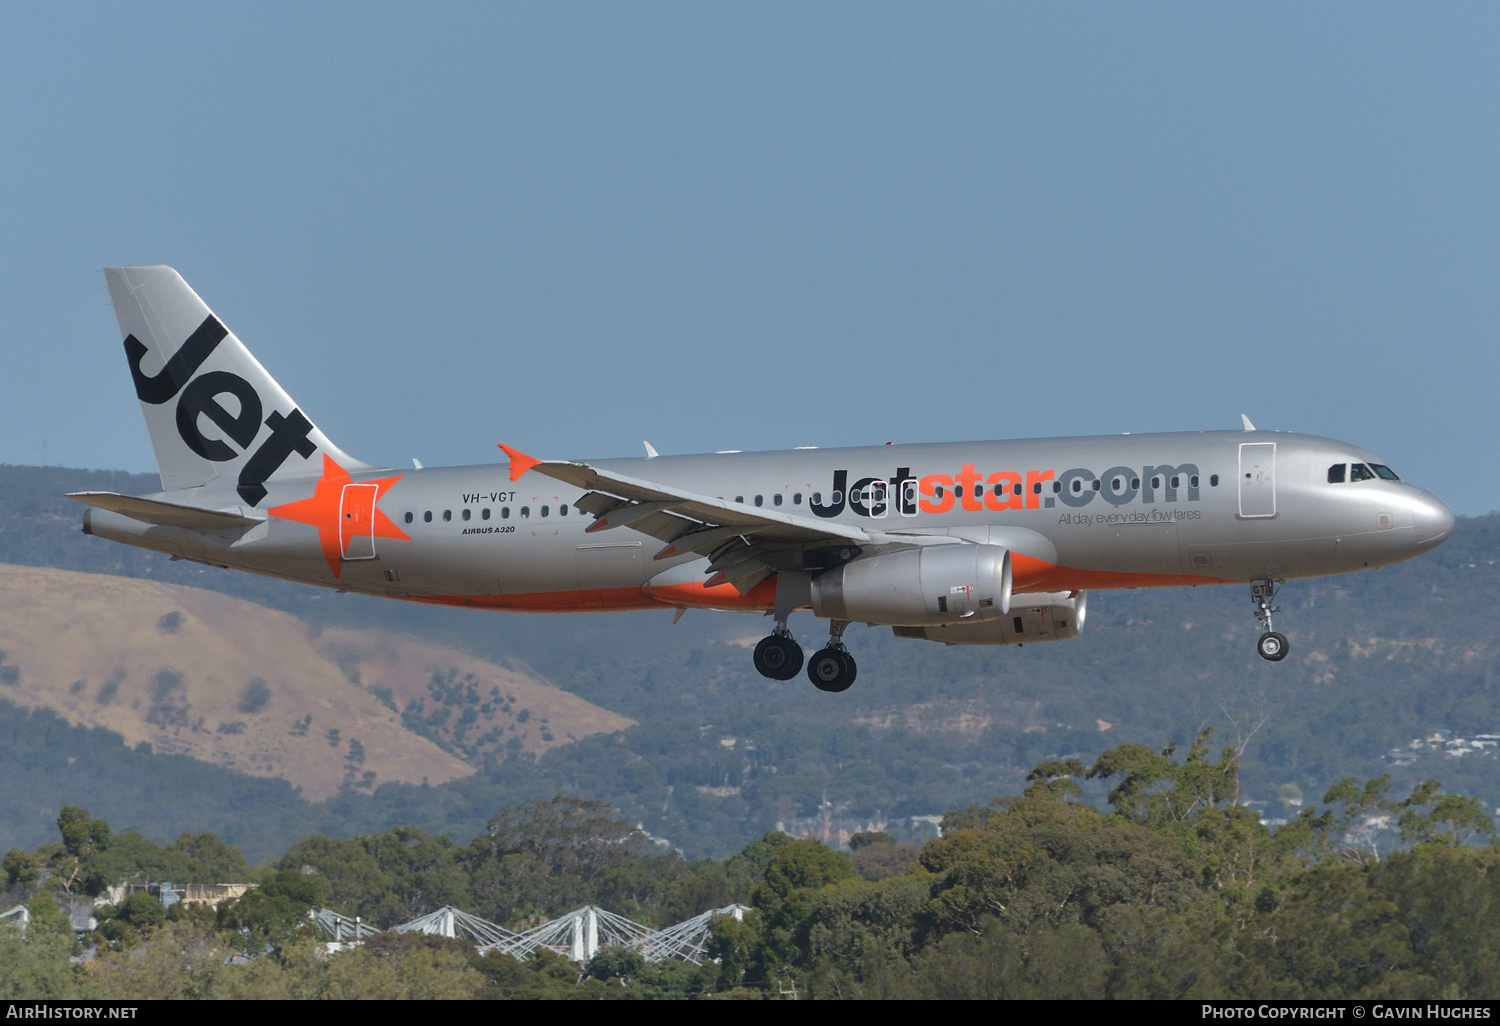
[
  {"x1": 1370, "y1": 464, "x2": 1400, "y2": 481},
  {"x1": 1327, "y1": 464, "x2": 1346, "y2": 484},
  {"x1": 1350, "y1": 463, "x2": 1375, "y2": 482}
]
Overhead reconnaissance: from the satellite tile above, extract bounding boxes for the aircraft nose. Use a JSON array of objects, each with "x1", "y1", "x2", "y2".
[{"x1": 1412, "y1": 491, "x2": 1455, "y2": 547}]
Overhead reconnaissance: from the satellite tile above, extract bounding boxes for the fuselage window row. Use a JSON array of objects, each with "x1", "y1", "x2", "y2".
[
  {"x1": 403, "y1": 503, "x2": 564, "y2": 525},
  {"x1": 395, "y1": 472, "x2": 1235, "y2": 530}
]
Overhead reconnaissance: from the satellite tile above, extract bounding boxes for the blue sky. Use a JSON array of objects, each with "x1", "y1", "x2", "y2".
[{"x1": 2, "y1": 4, "x2": 1497, "y2": 511}]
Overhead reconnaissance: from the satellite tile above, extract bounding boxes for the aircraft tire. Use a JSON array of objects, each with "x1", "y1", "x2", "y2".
[
  {"x1": 838, "y1": 650, "x2": 857, "y2": 688},
  {"x1": 808, "y1": 649, "x2": 855, "y2": 692},
  {"x1": 754, "y1": 635, "x2": 804, "y2": 680},
  {"x1": 1257, "y1": 631, "x2": 1289, "y2": 662}
]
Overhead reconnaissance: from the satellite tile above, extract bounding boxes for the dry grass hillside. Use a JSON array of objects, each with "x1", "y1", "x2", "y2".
[{"x1": 0, "y1": 564, "x2": 634, "y2": 800}]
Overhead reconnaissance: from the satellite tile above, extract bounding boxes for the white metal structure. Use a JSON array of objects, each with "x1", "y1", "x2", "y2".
[
  {"x1": 496, "y1": 905, "x2": 652, "y2": 963},
  {"x1": 392, "y1": 905, "x2": 520, "y2": 948},
  {"x1": 636, "y1": 904, "x2": 750, "y2": 964},
  {"x1": 0, "y1": 904, "x2": 29, "y2": 936},
  {"x1": 311, "y1": 908, "x2": 379, "y2": 944},
  {"x1": 318, "y1": 901, "x2": 757, "y2": 965}
]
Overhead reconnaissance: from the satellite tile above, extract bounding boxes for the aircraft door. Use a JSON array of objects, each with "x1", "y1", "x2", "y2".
[
  {"x1": 1238, "y1": 443, "x2": 1277, "y2": 518},
  {"x1": 340, "y1": 483, "x2": 379, "y2": 559}
]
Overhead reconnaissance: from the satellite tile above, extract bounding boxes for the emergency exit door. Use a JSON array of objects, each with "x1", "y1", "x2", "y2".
[
  {"x1": 340, "y1": 483, "x2": 379, "y2": 559},
  {"x1": 1238, "y1": 443, "x2": 1277, "y2": 518}
]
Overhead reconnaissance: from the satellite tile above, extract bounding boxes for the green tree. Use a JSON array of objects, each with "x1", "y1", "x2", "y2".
[
  {"x1": 1396, "y1": 781, "x2": 1496, "y2": 849},
  {"x1": 3, "y1": 848, "x2": 39, "y2": 890},
  {"x1": 0, "y1": 894, "x2": 93, "y2": 999},
  {"x1": 218, "y1": 869, "x2": 322, "y2": 949},
  {"x1": 51, "y1": 806, "x2": 111, "y2": 893},
  {"x1": 170, "y1": 831, "x2": 252, "y2": 882}
]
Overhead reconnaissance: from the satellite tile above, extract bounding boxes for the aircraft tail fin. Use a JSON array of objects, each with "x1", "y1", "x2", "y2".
[{"x1": 103, "y1": 266, "x2": 374, "y2": 505}]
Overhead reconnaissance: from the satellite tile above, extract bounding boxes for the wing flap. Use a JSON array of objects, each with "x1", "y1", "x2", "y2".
[{"x1": 512, "y1": 451, "x2": 872, "y2": 547}]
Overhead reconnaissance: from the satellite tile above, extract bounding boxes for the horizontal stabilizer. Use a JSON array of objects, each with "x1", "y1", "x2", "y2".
[{"x1": 66, "y1": 492, "x2": 265, "y2": 530}]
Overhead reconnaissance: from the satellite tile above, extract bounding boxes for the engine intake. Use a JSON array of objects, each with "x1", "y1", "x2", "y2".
[
  {"x1": 891, "y1": 590, "x2": 1086, "y2": 645},
  {"x1": 810, "y1": 543, "x2": 1012, "y2": 626}
]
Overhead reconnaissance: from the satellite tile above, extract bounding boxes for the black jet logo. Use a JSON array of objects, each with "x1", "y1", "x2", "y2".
[{"x1": 125, "y1": 315, "x2": 317, "y2": 506}]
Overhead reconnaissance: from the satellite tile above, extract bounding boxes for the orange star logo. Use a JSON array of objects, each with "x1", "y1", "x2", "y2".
[{"x1": 268, "y1": 455, "x2": 409, "y2": 577}]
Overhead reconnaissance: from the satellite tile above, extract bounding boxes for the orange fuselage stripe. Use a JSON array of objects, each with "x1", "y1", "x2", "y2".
[{"x1": 408, "y1": 561, "x2": 1228, "y2": 613}]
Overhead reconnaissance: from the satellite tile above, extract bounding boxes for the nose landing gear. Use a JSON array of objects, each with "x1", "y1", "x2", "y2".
[
  {"x1": 808, "y1": 619, "x2": 857, "y2": 692},
  {"x1": 1251, "y1": 578, "x2": 1289, "y2": 662}
]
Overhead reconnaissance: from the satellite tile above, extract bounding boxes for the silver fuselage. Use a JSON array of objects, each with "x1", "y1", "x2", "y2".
[{"x1": 85, "y1": 429, "x2": 1455, "y2": 615}]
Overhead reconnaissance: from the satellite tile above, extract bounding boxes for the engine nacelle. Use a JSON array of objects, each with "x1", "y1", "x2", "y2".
[
  {"x1": 810, "y1": 543, "x2": 1012, "y2": 626},
  {"x1": 891, "y1": 590, "x2": 1086, "y2": 646}
]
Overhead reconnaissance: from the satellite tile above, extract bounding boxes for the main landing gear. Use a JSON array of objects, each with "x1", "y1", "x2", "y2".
[
  {"x1": 753, "y1": 628, "x2": 803, "y2": 681},
  {"x1": 1251, "y1": 578, "x2": 1289, "y2": 662},
  {"x1": 753, "y1": 618, "x2": 858, "y2": 692},
  {"x1": 807, "y1": 619, "x2": 857, "y2": 693}
]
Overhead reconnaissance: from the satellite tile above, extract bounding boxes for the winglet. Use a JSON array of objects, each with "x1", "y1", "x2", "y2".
[
  {"x1": 498, "y1": 444, "x2": 544, "y2": 482},
  {"x1": 1240, "y1": 414, "x2": 1256, "y2": 432}
]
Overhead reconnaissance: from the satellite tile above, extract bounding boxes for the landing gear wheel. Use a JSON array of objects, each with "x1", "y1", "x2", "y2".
[
  {"x1": 754, "y1": 635, "x2": 804, "y2": 680},
  {"x1": 808, "y1": 648, "x2": 856, "y2": 692},
  {"x1": 1258, "y1": 631, "x2": 1289, "y2": 662},
  {"x1": 837, "y1": 650, "x2": 857, "y2": 688}
]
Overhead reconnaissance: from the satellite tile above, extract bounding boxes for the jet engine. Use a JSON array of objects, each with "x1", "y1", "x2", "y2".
[
  {"x1": 890, "y1": 590, "x2": 1086, "y2": 645},
  {"x1": 810, "y1": 543, "x2": 1012, "y2": 626}
]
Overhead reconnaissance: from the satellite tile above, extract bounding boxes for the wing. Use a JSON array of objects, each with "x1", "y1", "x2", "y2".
[{"x1": 499, "y1": 445, "x2": 958, "y2": 593}]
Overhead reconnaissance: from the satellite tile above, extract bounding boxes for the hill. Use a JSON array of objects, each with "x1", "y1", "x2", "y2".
[{"x1": 0, "y1": 564, "x2": 632, "y2": 801}]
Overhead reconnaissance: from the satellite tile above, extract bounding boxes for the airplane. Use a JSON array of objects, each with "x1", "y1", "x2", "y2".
[{"x1": 71, "y1": 266, "x2": 1456, "y2": 692}]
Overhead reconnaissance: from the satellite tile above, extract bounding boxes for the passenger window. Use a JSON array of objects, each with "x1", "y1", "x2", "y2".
[
  {"x1": 1190, "y1": 475, "x2": 1199, "y2": 488},
  {"x1": 541, "y1": 505, "x2": 550, "y2": 518},
  {"x1": 482, "y1": 508, "x2": 491, "y2": 520},
  {"x1": 443, "y1": 510, "x2": 452, "y2": 522},
  {"x1": 935, "y1": 486, "x2": 946, "y2": 499},
  {"x1": 793, "y1": 493, "x2": 802, "y2": 505},
  {"x1": 1091, "y1": 480, "x2": 1101, "y2": 491},
  {"x1": 1152, "y1": 477, "x2": 1161, "y2": 489},
  {"x1": 1053, "y1": 481, "x2": 1061, "y2": 494},
  {"x1": 520, "y1": 506, "x2": 530, "y2": 518},
  {"x1": 735, "y1": 496, "x2": 744, "y2": 504},
  {"x1": 811, "y1": 493, "x2": 820, "y2": 505},
  {"x1": 1328, "y1": 464, "x2": 1346, "y2": 484},
  {"x1": 1071, "y1": 480, "x2": 1082, "y2": 494},
  {"x1": 1350, "y1": 463, "x2": 1375, "y2": 482},
  {"x1": 560, "y1": 504, "x2": 569, "y2": 516},
  {"x1": 1131, "y1": 478, "x2": 1139, "y2": 489},
  {"x1": 1371, "y1": 464, "x2": 1400, "y2": 481},
  {"x1": 1210, "y1": 475, "x2": 1219, "y2": 487},
  {"x1": 404, "y1": 511, "x2": 414, "y2": 524},
  {"x1": 462, "y1": 508, "x2": 471, "y2": 521},
  {"x1": 501, "y1": 507, "x2": 510, "y2": 519},
  {"x1": 773, "y1": 493, "x2": 783, "y2": 506},
  {"x1": 831, "y1": 490, "x2": 844, "y2": 504},
  {"x1": 1013, "y1": 483, "x2": 1023, "y2": 497},
  {"x1": 1170, "y1": 476, "x2": 1180, "y2": 489},
  {"x1": 1032, "y1": 482, "x2": 1041, "y2": 495},
  {"x1": 754, "y1": 495, "x2": 763, "y2": 507},
  {"x1": 423, "y1": 511, "x2": 432, "y2": 523}
]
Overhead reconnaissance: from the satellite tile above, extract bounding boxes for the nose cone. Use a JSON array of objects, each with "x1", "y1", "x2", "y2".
[{"x1": 1412, "y1": 491, "x2": 1455, "y2": 548}]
